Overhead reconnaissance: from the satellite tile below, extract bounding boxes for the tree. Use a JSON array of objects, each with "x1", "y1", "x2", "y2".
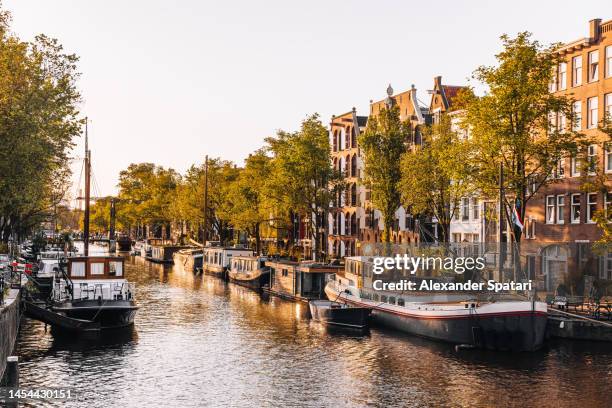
[
  {"x1": 458, "y1": 32, "x2": 587, "y2": 243},
  {"x1": 359, "y1": 104, "x2": 409, "y2": 243},
  {"x1": 0, "y1": 6, "x2": 82, "y2": 242},
  {"x1": 399, "y1": 114, "x2": 472, "y2": 243},
  {"x1": 265, "y1": 114, "x2": 341, "y2": 260}
]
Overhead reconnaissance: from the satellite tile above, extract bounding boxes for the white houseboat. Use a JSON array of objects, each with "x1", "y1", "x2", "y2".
[
  {"x1": 325, "y1": 256, "x2": 548, "y2": 351},
  {"x1": 202, "y1": 246, "x2": 253, "y2": 279},
  {"x1": 228, "y1": 256, "x2": 269, "y2": 290}
]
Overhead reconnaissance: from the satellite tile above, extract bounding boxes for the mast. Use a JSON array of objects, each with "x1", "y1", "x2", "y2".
[
  {"x1": 498, "y1": 162, "x2": 504, "y2": 282},
  {"x1": 203, "y1": 155, "x2": 209, "y2": 245},
  {"x1": 83, "y1": 118, "x2": 91, "y2": 256}
]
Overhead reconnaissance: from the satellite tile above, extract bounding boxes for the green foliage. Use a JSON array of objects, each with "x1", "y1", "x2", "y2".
[
  {"x1": 264, "y1": 114, "x2": 340, "y2": 259},
  {"x1": 458, "y1": 32, "x2": 588, "y2": 241},
  {"x1": 0, "y1": 6, "x2": 82, "y2": 241},
  {"x1": 399, "y1": 114, "x2": 472, "y2": 242},
  {"x1": 359, "y1": 105, "x2": 408, "y2": 243}
]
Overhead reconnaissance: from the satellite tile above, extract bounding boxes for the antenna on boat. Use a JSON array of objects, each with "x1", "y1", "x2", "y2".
[
  {"x1": 203, "y1": 155, "x2": 209, "y2": 245},
  {"x1": 83, "y1": 117, "x2": 91, "y2": 257}
]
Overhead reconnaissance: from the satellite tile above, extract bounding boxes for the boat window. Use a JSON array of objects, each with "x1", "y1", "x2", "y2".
[
  {"x1": 388, "y1": 296, "x2": 396, "y2": 305},
  {"x1": 91, "y1": 262, "x2": 105, "y2": 275},
  {"x1": 348, "y1": 279, "x2": 355, "y2": 287},
  {"x1": 381, "y1": 295, "x2": 388, "y2": 303},
  {"x1": 373, "y1": 294, "x2": 380, "y2": 302},
  {"x1": 282, "y1": 269, "x2": 288, "y2": 277},
  {"x1": 71, "y1": 262, "x2": 85, "y2": 277},
  {"x1": 397, "y1": 298, "x2": 405, "y2": 307},
  {"x1": 109, "y1": 261, "x2": 123, "y2": 277}
]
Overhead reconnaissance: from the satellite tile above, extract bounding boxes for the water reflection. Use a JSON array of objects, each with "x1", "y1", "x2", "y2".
[{"x1": 13, "y1": 252, "x2": 612, "y2": 408}]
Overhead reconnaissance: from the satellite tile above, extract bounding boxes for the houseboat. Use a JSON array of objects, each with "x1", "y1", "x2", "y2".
[
  {"x1": 48, "y1": 256, "x2": 138, "y2": 329},
  {"x1": 147, "y1": 244, "x2": 192, "y2": 264},
  {"x1": 173, "y1": 248, "x2": 203, "y2": 272},
  {"x1": 202, "y1": 246, "x2": 253, "y2": 279},
  {"x1": 264, "y1": 259, "x2": 343, "y2": 302},
  {"x1": 309, "y1": 300, "x2": 371, "y2": 330},
  {"x1": 228, "y1": 256, "x2": 269, "y2": 290},
  {"x1": 325, "y1": 256, "x2": 548, "y2": 351}
]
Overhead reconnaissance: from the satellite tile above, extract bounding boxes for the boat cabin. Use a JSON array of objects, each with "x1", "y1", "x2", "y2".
[
  {"x1": 265, "y1": 260, "x2": 343, "y2": 301},
  {"x1": 56, "y1": 256, "x2": 133, "y2": 302},
  {"x1": 230, "y1": 256, "x2": 267, "y2": 274},
  {"x1": 203, "y1": 247, "x2": 253, "y2": 272}
]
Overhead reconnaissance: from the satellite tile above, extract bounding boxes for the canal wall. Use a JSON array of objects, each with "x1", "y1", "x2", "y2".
[{"x1": 0, "y1": 288, "x2": 20, "y2": 380}]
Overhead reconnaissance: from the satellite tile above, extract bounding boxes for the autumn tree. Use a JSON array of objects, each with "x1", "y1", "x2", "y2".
[
  {"x1": 399, "y1": 114, "x2": 472, "y2": 243},
  {"x1": 458, "y1": 32, "x2": 587, "y2": 243},
  {"x1": 0, "y1": 7, "x2": 82, "y2": 241},
  {"x1": 265, "y1": 114, "x2": 341, "y2": 260},
  {"x1": 359, "y1": 104, "x2": 409, "y2": 243}
]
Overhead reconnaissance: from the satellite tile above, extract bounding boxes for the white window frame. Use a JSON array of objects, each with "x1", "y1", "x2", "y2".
[
  {"x1": 571, "y1": 193, "x2": 581, "y2": 224},
  {"x1": 556, "y1": 195, "x2": 565, "y2": 224},
  {"x1": 91, "y1": 262, "x2": 105, "y2": 275},
  {"x1": 570, "y1": 155, "x2": 580, "y2": 177},
  {"x1": 587, "y1": 144, "x2": 597, "y2": 175},
  {"x1": 588, "y1": 97, "x2": 598, "y2": 129},
  {"x1": 546, "y1": 195, "x2": 555, "y2": 224},
  {"x1": 471, "y1": 198, "x2": 480, "y2": 220},
  {"x1": 587, "y1": 192, "x2": 597, "y2": 224},
  {"x1": 573, "y1": 55, "x2": 582, "y2": 87},
  {"x1": 605, "y1": 192, "x2": 612, "y2": 222},
  {"x1": 559, "y1": 62, "x2": 567, "y2": 90},
  {"x1": 606, "y1": 142, "x2": 612, "y2": 174},
  {"x1": 573, "y1": 101, "x2": 582, "y2": 131},
  {"x1": 605, "y1": 93, "x2": 612, "y2": 123},
  {"x1": 461, "y1": 197, "x2": 469, "y2": 221},
  {"x1": 557, "y1": 158, "x2": 565, "y2": 178},
  {"x1": 71, "y1": 261, "x2": 86, "y2": 277},
  {"x1": 607, "y1": 45, "x2": 612, "y2": 78},
  {"x1": 588, "y1": 50, "x2": 599, "y2": 82}
]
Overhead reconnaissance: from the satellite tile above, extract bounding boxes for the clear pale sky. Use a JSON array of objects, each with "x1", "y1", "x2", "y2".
[{"x1": 4, "y1": 0, "x2": 611, "y2": 196}]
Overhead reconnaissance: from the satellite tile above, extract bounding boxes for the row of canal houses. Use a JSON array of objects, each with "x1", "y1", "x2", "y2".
[{"x1": 327, "y1": 18, "x2": 612, "y2": 293}]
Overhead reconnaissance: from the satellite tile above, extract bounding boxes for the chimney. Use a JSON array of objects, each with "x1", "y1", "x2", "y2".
[
  {"x1": 434, "y1": 75, "x2": 442, "y2": 89},
  {"x1": 589, "y1": 18, "x2": 601, "y2": 42}
]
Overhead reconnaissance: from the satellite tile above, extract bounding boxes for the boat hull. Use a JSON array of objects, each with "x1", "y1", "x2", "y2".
[
  {"x1": 325, "y1": 284, "x2": 547, "y2": 351},
  {"x1": 52, "y1": 300, "x2": 138, "y2": 330},
  {"x1": 203, "y1": 265, "x2": 227, "y2": 280},
  {"x1": 228, "y1": 270, "x2": 269, "y2": 291},
  {"x1": 309, "y1": 300, "x2": 371, "y2": 330}
]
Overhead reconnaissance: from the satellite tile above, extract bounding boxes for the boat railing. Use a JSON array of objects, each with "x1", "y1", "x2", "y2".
[{"x1": 55, "y1": 281, "x2": 136, "y2": 302}]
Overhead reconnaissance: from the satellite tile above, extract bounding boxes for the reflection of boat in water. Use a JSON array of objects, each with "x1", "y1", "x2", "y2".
[
  {"x1": 309, "y1": 300, "x2": 371, "y2": 330},
  {"x1": 325, "y1": 257, "x2": 548, "y2": 351},
  {"x1": 25, "y1": 256, "x2": 138, "y2": 331},
  {"x1": 228, "y1": 256, "x2": 269, "y2": 291}
]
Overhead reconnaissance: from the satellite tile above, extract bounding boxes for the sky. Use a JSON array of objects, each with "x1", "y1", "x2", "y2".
[{"x1": 4, "y1": 0, "x2": 612, "y2": 196}]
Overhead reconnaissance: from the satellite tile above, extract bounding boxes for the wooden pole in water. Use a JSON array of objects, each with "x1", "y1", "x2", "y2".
[
  {"x1": 5, "y1": 356, "x2": 19, "y2": 387},
  {"x1": 203, "y1": 155, "x2": 209, "y2": 245},
  {"x1": 84, "y1": 118, "x2": 91, "y2": 257}
]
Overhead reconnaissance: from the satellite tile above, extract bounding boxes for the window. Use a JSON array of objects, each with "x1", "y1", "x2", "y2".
[
  {"x1": 549, "y1": 66, "x2": 557, "y2": 92},
  {"x1": 607, "y1": 46, "x2": 612, "y2": 78},
  {"x1": 557, "y1": 158, "x2": 565, "y2": 178},
  {"x1": 109, "y1": 261, "x2": 123, "y2": 276},
  {"x1": 91, "y1": 262, "x2": 105, "y2": 275},
  {"x1": 587, "y1": 193, "x2": 597, "y2": 223},
  {"x1": 606, "y1": 192, "x2": 612, "y2": 222},
  {"x1": 573, "y1": 101, "x2": 582, "y2": 131},
  {"x1": 571, "y1": 194, "x2": 581, "y2": 224},
  {"x1": 558, "y1": 113, "x2": 567, "y2": 132},
  {"x1": 570, "y1": 155, "x2": 580, "y2": 177},
  {"x1": 525, "y1": 217, "x2": 536, "y2": 239},
  {"x1": 606, "y1": 93, "x2": 612, "y2": 123},
  {"x1": 606, "y1": 143, "x2": 612, "y2": 173},
  {"x1": 548, "y1": 111, "x2": 557, "y2": 133},
  {"x1": 282, "y1": 269, "x2": 288, "y2": 277},
  {"x1": 558, "y1": 62, "x2": 567, "y2": 90},
  {"x1": 556, "y1": 195, "x2": 565, "y2": 224},
  {"x1": 546, "y1": 196, "x2": 555, "y2": 224},
  {"x1": 452, "y1": 233, "x2": 461, "y2": 243},
  {"x1": 588, "y1": 144, "x2": 597, "y2": 174},
  {"x1": 588, "y1": 50, "x2": 599, "y2": 82},
  {"x1": 588, "y1": 97, "x2": 598, "y2": 129},
  {"x1": 573, "y1": 56, "x2": 582, "y2": 86},
  {"x1": 461, "y1": 197, "x2": 469, "y2": 221},
  {"x1": 471, "y1": 198, "x2": 480, "y2": 220},
  {"x1": 71, "y1": 261, "x2": 85, "y2": 277}
]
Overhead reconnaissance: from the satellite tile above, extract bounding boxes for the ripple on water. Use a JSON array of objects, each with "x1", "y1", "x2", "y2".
[{"x1": 13, "y1": 255, "x2": 612, "y2": 408}]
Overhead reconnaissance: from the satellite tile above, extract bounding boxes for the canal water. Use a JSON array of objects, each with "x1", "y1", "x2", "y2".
[{"x1": 14, "y1": 250, "x2": 612, "y2": 407}]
